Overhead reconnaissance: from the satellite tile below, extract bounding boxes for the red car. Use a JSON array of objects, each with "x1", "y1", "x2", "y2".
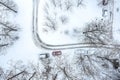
[{"x1": 52, "y1": 51, "x2": 62, "y2": 56}]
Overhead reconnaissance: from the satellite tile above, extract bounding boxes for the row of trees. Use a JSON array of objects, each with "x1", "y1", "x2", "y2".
[
  {"x1": 43, "y1": 0, "x2": 110, "y2": 32},
  {"x1": 0, "y1": 48, "x2": 120, "y2": 80},
  {"x1": 43, "y1": 0, "x2": 85, "y2": 31}
]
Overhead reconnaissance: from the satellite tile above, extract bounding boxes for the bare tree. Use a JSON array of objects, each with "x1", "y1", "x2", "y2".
[
  {"x1": 64, "y1": 0, "x2": 73, "y2": 11},
  {"x1": 83, "y1": 19, "x2": 112, "y2": 45},
  {"x1": 44, "y1": 15, "x2": 57, "y2": 31},
  {"x1": 50, "y1": 0, "x2": 57, "y2": 7},
  {"x1": 59, "y1": 15, "x2": 68, "y2": 24},
  {"x1": 0, "y1": 49, "x2": 120, "y2": 80},
  {"x1": 0, "y1": 0, "x2": 17, "y2": 13},
  {"x1": 76, "y1": 0, "x2": 84, "y2": 7},
  {"x1": 0, "y1": 0, "x2": 19, "y2": 54},
  {"x1": 73, "y1": 48, "x2": 120, "y2": 80}
]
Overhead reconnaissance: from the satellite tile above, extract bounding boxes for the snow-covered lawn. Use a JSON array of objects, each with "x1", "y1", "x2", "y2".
[
  {"x1": 37, "y1": 0, "x2": 113, "y2": 46},
  {"x1": 0, "y1": 0, "x2": 120, "y2": 80}
]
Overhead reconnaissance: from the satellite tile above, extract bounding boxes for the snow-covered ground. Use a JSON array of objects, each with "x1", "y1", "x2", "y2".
[
  {"x1": 37, "y1": 0, "x2": 114, "y2": 45},
  {"x1": 0, "y1": 0, "x2": 120, "y2": 79},
  {"x1": 0, "y1": 0, "x2": 40, "y2": 69}
]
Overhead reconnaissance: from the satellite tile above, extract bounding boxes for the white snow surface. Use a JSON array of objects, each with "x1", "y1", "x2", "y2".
[
  {"x1": 0, "y1": 0, "x2": 40, "y2": 69},
  {"x1": 37, "y1": 0, "x2": 114, "y2": 45},
  {"x1": 0, "y1": 1, "x2": 120, "y2": 80}
]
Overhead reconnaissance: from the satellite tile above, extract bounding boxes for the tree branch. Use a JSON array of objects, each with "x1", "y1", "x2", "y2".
[
  {"x1": 29, "y1": 72, "x2": 36, "y2": 80},
  {"x1": 0, "y1": 44, "x2": 8, "y2": 47},
  {"x1": 0, "y1": 1, "x2": 17, "y2": 13},
  {"x1": 7, "y1": 71, "x2": 25, "y2": 80},
  {"x1": 0, "y1": 22, "x2": 18, "y2": 31}
]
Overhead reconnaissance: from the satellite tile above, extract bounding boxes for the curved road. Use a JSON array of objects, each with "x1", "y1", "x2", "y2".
[{"x1": 32, "y1": 0, "x2": 120, "y2": 50}]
